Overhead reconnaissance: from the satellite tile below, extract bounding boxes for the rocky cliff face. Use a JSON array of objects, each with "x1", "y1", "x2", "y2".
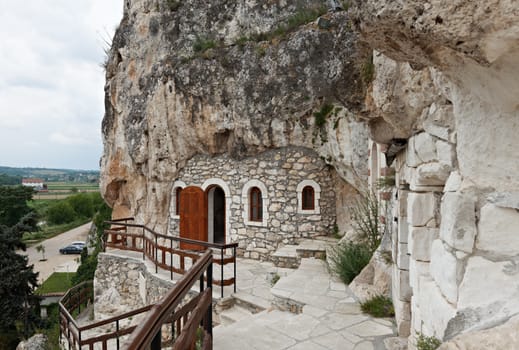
[{"x1": 101, "y1": 0, "x2": 371, "y2": 229}]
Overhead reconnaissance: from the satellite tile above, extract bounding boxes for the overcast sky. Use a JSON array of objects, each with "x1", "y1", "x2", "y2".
[{"x1": 0, "y1": 1, "x2": 123, "y2": 171}]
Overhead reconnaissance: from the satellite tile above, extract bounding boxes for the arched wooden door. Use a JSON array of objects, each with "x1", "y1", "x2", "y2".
[{"x1": 179, "y1": 186, "x2": 207, "y2": 250}]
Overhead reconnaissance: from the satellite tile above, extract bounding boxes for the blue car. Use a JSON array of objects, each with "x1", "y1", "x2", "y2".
[{"x1": 59, "y1": 244, "x2": 84, "y2": 254}]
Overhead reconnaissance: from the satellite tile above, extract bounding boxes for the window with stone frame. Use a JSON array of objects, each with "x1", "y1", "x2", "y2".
[
  {"x1": 249, "y1": 187, "x2": 263, "y2": 222},
  {"x1": 301, "y1": 186, "x2": 315, "y2": 210},
  {"x1": 296, "y1": 180, "x2": 321, "y2": 214},
  {"x1": 175, "y1": 187, "x2": 182, "y2": 215}
]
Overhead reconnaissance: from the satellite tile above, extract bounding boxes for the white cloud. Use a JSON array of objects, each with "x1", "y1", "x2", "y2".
[{"x1": 0, "y1": 0, "x2": 122, "y2": 170}]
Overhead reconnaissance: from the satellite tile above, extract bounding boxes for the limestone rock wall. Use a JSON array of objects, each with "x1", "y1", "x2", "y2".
[{"x1": 100, "y1": 0, "x2": 370, "y2": 232}]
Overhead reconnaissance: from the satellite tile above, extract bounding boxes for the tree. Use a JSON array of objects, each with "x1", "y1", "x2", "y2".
[
  {"x1": 0, "y1": 186, "x2": 35, "y2": 227},
  {"x1": 0, "y1": 213, "x2": 40, "y2": 346},
  {"x1": 67, "y1": 193, "x2": 94, "y2": 218},
  {"x1": 36, "y1": 244, "x2": 46, "y2": 261},
  {"x1": 46, "y1": 201, "x2": 76, "y2": 225},
  {"x1": 72, "y1": 200, "x2": 112, "y2": 285}
]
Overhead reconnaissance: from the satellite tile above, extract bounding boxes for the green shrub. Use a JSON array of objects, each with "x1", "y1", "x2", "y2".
[
  {"x1": 416, "y1": 333, "x2": 442, "y2": 350},
  {"x1": 361, "y1": 54, "x2": 375, "y2": 84},
  {"x1": 350, "y1": 191, "x2": 383, "y2": 253},
  {"x1": 360, "y1": 295, "x2": 395, "y2": 317},
  {"x1": 329, "y1": 242, "x2": 372, "y2": 284},
  {"x1": 313, "y1": 104, "x2": 334, "y2": 127},
  {"x1": 286, "y1": 6, "x2": 327, "y2": 30},
  {"x1": 193, "y1": 37, "x2": 217, "y2": 53}
]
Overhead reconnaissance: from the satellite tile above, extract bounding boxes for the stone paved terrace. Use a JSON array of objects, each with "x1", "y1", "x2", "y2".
[
  {"x1": 214, "y1": 258, "x2": 396, "y2": 350},
  {"x1": 91, "y1": 248, "x2": 397, "y2": 349}
]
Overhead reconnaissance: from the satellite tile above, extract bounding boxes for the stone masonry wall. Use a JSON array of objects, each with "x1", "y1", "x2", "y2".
[
  {"x1": 371, "y1": 56, "x2": 519, "y2": 347},
  {"x1": 168, "y1": 146, "x2": 337, "y2": 260},
  {"x1": 94, "y1": 252, "x2": 174, "y2": 314}
]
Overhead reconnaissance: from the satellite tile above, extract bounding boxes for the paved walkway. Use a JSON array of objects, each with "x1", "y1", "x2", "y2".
[{"x1": 214, "y1": 258, "x2": 396, "y2": 350}]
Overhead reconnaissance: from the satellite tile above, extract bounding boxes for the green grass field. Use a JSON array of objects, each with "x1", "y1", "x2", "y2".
[{"x1": 36, "y1": 272, "x2": 75, "y2": 295}]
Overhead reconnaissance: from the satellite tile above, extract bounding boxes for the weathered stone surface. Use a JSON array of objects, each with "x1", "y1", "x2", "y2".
[
  {"x1": 477, "y1": 203, "x2": 519, "y2": 256},
  {"x1": 349, "y1": 248, "x2": 392, "y2": 302},
  {"x1": 439, "y1": 314, "x2": 519, "y2": 350},
  {"x1": 429, "y1": 240, "x2": 462, "y2": 304},
  {"x1": 16, "y1": 334, "x2": 47, "y2": 350},
  {"x1": 444, "y1": 171, "x2": 462, "y2": 192},
  {"x1": 407, "y1": 193, "x2": 436, "y2": 227},
  {"x1": 418, "y1": 277, "x2": 457, "y2": 340},
  {"x1": 409, "y1": 259, "x2": 430, "y2": 292},
  {"x1": 392, "y1": 268, "x2": 411, "y2": 302},
  {"x1": 410, "y1": 162, "x2": 450, "y2": 189},
  {"x1": 457, "y1": 256, "x2": 519, "y2": 317},
  {"x1": 439, "y1": 192, "x2": 477, "y2": 253},
  {"x1": 408, "y1": 227, "x2": 438, "y2": 262}
]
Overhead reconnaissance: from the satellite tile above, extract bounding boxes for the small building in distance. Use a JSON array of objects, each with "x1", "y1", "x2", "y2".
[{"x1": 22, "y1": 178, "x2": 46, "y2": 191}]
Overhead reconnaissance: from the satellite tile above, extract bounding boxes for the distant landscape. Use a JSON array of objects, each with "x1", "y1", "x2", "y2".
[{"x1": 0, "y1": 165, "x2": 99, "y2": 183}]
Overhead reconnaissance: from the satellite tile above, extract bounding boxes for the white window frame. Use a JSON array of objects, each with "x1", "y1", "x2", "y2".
[
  {"x1": 297, "y1": 180, "x2": 321, "y2": 214},
  {"x1": 242, "y1": 179, "x2": 269, "y2": 227},
  {"x1": 170, "y1": 180, "x2": 186, "y2": 219}
]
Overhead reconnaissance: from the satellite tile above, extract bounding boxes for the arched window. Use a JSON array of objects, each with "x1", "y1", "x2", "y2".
[
  {"x1": 175, "y1": 187, "x2": 182, "y2": 215},
  {"x1": 297, "y1": 180, "x2": 321, "y2": 214},
  {"x1": 242, "y1": 180, "x2": 269, "y2": 227},
  {"x1": 249, "y1": 187, "x2": 263, "y2": 222},
  {"x1": 302, "y1": 186, "x2": 315, "y2": 210}
]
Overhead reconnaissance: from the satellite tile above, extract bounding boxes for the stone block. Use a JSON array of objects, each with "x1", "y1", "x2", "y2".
[
  {"x1": 397, "y1": 220, "x2": 409, "y2": 244},
  {"x1": 444, "y1": 171, "x2": 462, "y2": 192},
  {"x1": 397, "y1": 242, "x2": 409, "y2": 270},
  {"x1": 411, "y1": 162, "x2": 450, "y2": 188},
  {"x1": 398, "y1": 190, "x2": 409, "y2": 217},
  {"x1": 393, "y1": 298, "x2": 411, "y2": 322},
  {"x1": 436, "y1": 140, "x2": 454, "y2": 168},
  {"x1": 407, "y1": 133, "x2": 437, "y2": 167},
  {"x1": 418, "y1": 277, "x2": 457, "y2": 339},
  {"x1": 429, "y1": 240, "x2": 462, "y2": 304},
  {"x1": 408, "y1": 227, "x2": 438, "y2": 262},
  {"x1": 439, "y1": 192, "x2": 477, "y2": 253},
  {"x1": 476, "y1": 203, "x2": 519, "y2": 256},
  {"x1": 392, "y1": 267, "x2": 412, "y2": 302},
  {"x1": 409, "y1": 258, "x2": 430, "y2": 291},
  {"x1": 407, "y1": 192, "x2": 436, "y2": 227}
]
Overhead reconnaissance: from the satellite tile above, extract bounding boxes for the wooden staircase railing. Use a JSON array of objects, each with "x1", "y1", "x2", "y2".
[
  {"x1": 103, "y1": 218, "x2": 238, "y2": 298},
  {"x1": 59, "y1": 250, "x2": 214, "y2": 349}
]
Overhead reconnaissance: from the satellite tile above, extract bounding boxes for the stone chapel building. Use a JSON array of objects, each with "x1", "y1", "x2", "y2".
[{"x1": 167, "y1": 146, "x2": 339, "y2": 260}]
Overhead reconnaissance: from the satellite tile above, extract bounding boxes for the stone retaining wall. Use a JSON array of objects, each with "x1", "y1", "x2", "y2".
[{"x1": 94, "y1": 253, "x2": 174, "y2": 314}]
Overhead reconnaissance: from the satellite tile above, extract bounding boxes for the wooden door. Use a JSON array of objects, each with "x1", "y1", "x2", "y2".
[{"x1": 179, "y1": 186, "x2": 207, "y2": 250}]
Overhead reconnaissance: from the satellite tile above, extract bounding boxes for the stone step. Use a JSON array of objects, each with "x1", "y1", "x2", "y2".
[
  {"x1": 271, "y1": 245, "x2": 300, "y2": 268},
  {"x1": 232, "y1": 291, "x2": 271, "y2": 313},
  {"x1": 217, "y1": 305, "x2": 254, "y2": 326},
  {"x1": 271, "y1": 237, "x2": 337, "y2": 268}
]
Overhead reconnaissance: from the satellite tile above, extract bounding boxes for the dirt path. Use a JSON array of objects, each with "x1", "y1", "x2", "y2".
[{"x1": 19, "y1": 222, "x2": 92, "y2": 283}]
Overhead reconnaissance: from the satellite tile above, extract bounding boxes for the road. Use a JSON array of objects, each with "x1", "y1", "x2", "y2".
[{"x1": 20, "y1": 222, "x2": 92, "y2": 283}]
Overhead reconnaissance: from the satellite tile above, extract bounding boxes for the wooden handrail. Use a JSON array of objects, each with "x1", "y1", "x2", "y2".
[
  {"x1": 104, "y1": 219, "x2": 238, "y2": 297},
  {"x1": 127, "y1": 250, "x2": 213, "y2": 349}
]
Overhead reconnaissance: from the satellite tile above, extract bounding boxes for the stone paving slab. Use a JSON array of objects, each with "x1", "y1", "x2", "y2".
[{"x1": 214, "y1": 257, "x2": 396, "y2": 350}]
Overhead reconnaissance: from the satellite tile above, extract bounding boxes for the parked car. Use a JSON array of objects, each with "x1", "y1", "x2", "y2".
[
  {"x1": 59, "y1": 244, "x2": 84, "y2": 254},
  {"x1": 71, "y1": 241, "x2": 86, "y2": 249}
]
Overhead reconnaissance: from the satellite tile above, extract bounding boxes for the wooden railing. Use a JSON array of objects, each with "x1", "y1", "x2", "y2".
[
  {"x1": 127, "y1": 250, "x2": 213, "y2": 349},
  {"x1": 103, "y1": 218, "x2": 238, "y2": 298},
  {"x1": 59, "y1": 250, "x2": 214, "y2": 349},
  {"x1": 59, "y1": 281, "x2": 154, "y2": 349}
]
